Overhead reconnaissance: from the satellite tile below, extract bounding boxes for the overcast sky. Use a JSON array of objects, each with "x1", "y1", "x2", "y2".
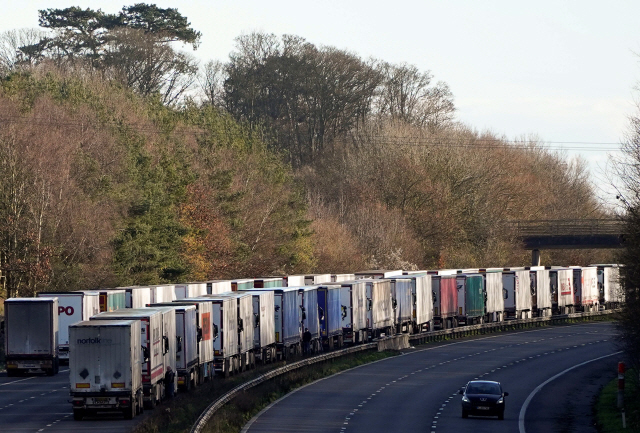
[{"x1": 2, "y1": 0, "x2": 639, "y2": 205}]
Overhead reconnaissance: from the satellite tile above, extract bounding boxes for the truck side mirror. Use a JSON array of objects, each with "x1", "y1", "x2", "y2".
[
  {"x1": 238, "y1": 318, "x2": 244, "y2": 332},
  {"x1": 212, "y1": 324, "x2": 219, "y2": 340},
  {"x1": 197, "y1": 326, "x2": 203, "y2": 343},
  {"x1": 176, "y1": 336, "x2": 182, "y2": 353},
  {"x1": 254, "y1": 313, "x2": 260, "y2": 328}
]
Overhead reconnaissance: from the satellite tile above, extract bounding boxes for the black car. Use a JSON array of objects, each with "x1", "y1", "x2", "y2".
[{"x1": 460, "y1": 380, "x2": 508, "y2": 419}]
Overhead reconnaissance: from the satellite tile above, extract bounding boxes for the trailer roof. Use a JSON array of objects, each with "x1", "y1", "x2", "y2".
[
  {"x1": 5, "y1": 297, "x2": 57, "y2": 302},
  {"x1": 73, "y1": 319, "x2": 138, "y2": 327}
]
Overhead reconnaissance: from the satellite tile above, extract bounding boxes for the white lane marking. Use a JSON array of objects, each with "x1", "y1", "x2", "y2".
[
  {"x1": 0, "y1": 376, "x2": 37, "y2": 386},
  {"x1": 518, "y1": 351, "x2": 622, "y2": 433}
]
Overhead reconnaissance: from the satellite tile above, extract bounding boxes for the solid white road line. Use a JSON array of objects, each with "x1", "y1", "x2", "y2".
[{"x1": 518, "y1": 350, "x2": 623, "y2": 433}]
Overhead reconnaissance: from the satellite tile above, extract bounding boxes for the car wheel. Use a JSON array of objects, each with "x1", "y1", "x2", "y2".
[
  {"x1": 462, "y1": 409, "x2": 468, "y2": 419},
  {"x1": 498, "y1": 411, "x2": 504, "y2": 420}
]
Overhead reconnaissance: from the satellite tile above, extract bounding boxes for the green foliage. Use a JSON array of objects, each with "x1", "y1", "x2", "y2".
[{"x1": 596, "y1": 371, "x2": 640, "y2": 432}]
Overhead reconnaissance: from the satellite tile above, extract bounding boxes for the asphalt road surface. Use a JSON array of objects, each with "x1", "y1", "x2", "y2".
[
  {"x1": 243, "y1": 322, "x2": 620, "y2": 433},
  {"x1": 0, "y1": 322, "x2": 620, "y2": 433},
  {"x1": 0, "y1": 367, "x2": 146, "y2": 433}
]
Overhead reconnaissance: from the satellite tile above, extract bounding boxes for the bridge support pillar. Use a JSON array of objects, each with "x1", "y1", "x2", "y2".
[{"x1": 532, "y1": 249, "x2": 541, "y2": 266}]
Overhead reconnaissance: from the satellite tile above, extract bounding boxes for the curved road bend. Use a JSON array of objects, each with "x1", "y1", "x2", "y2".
[{"x1": 243, "y1": 322, "x2": 619, "y2": 433}]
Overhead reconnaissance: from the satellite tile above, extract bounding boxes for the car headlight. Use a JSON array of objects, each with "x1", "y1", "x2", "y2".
[
  {"x1": 462, "y1": 396, "x2": 470, "y2": 403},
  {"x1": 497, "y1": 397, "x2": 504, "y2": 404}
]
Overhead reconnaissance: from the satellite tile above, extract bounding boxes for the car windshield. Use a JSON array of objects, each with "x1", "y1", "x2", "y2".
[{"x1": 466, "y1": 383, "x2": 501, "y2": 395}]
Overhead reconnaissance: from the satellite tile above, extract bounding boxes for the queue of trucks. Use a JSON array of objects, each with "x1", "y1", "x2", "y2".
[{"x1": 2, "y1": 265, "x2": 622, "y2": 420}]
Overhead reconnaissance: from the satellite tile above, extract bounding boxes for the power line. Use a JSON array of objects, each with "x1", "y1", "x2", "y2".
[{"x1": 0, "y1": 115, "x2": 625, "y2": 152}]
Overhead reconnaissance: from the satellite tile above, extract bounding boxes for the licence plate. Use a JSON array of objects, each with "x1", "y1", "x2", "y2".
[
  {"x1": 477, "y1": 406, "x2": 490, "y2": 410},
  {"x1": 92, "y1": 397, "x2": 111, "y2": 405}
]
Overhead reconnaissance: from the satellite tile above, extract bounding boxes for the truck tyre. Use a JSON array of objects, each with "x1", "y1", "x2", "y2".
[
  {"x1": 54, "y1": 358, "x2": 60, "y2": 374},
  {"x1": 6, "y1": 369, "x2": 16, "y2": 377},
  {"x1": 46, "y1": 367, "x2": 55, "y2": 376},
  {"x1": 124, "y1": 401, "x2": 135, "y2": 420},
  {"x1": 73, "y1": 409, "x2": 84, "y2": 421}
]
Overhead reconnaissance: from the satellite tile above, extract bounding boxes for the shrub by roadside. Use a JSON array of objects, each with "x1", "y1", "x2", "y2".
[{"x1": 596, "y1": 369, "x2": 639, "y2": 432}]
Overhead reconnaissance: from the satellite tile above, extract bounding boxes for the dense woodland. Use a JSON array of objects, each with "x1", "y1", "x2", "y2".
[{"x1": 0, "y1": 4, "x2": 614, "y2": 299}]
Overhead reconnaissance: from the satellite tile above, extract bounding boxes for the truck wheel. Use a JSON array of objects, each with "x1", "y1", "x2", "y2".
[
  {"x1": 46, "y1": 367, "x2": 55, "y2": 376},
  {"x1": 144, "y1": 396, "x2": 156, "y2": 410},
  {"x1": 193, "y1": 369, "x2": 199, "y2": 388},
  {"x1": 6, "y1": 369, "x2": 16, "y2": 377},
  {"x1": 124, "y1": 402, "x2": 135, "y2": 420},
  {"x1": 73, "y1": 409, "x2": 84, "y2": 421}
]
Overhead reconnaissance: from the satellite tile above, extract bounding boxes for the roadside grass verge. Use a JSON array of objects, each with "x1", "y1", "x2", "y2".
[
  {"x1": 596, "y1": 369, "x2": 639, "y2": 432},
  {"x1": 133, "y1": 350, "x2": 397, "y2": 433}
]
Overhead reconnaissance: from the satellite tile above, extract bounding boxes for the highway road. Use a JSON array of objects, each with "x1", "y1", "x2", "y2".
[
  {"x1": 243, "y1": 322, "x2": 620, "y2": 433},
  {"x1": 0, "y1": 367, "x2": 145, "y2": 433},
  {"x1": 0, "y1": 322, "x2": 620, "y2": 433}
]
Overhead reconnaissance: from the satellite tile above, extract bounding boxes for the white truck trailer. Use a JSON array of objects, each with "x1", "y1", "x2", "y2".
[
  {"x1": 149, "y1": 303, "x2": 199, "y2": 390},
  {"x1": 147, "y1": 306, "x2": 178, "y2": 396},
  {"x1": 198, "y1": 295, "x2": 239, "y2": 376},
  {"x1": 355, "y1": 270, "x2": 403, "y2": 279},
  {"x1": 387, "y1": 277, "x2": 413, "y2": 333},
  {"x1": 550, "y1": 268, "x2": 575, "y2": 314},
  {"x1": 240, "y1": 290, "x2": 276, "y2": 362},
  {"x1": 4, "y1": 297, "x2": 59, "y2": 376},
  {"x1": 480, "y1": 270, "x2": 504, "y2": 322},
  {"x1": 591, "y1": 264, "x2": 623, "y2": 308},
  {"x1": 174, "y1": 283, "x2": 207, "y2": 300},
  {"x1": 250, "y1": 287, "x2": 303, "y2": 359},
  {"x1": 572, "y1": 266, "x2": 599, "y2": 312},
  {"x1": 364, "y1": 279, "x2": 394, "y2": 338},
  {"x1": 213, "y1": 292, "x2": 256, "y2": 370},
  {"x1": 150, "y1": 285, "x2": 176, "y2": 303},
  {"x1": 339, "y1": 280, "x2": 368, "y2": 344},
  {"x1": 37, "y1": 291, "x2": 100, "y2": 362},
  {"x1": 528, "y1": 267, "x2": 552, "y2": 317},
  {"x1": 299, "y1": 286, "x2": 321, "y2": 353},
  {"x1": 503, "y1": 269, "x2": 533, "y2": 319},
  {"x1": 207, "y1": 280, "x2": 232, "y2": 295},
  {"x1": 91, "y1": 309, "x2": 166, "y2": 408},
  {"x1": 398, "y1": 273, "x2": 433, "y2": 333},
  {"x1": 317, "y1": 284, "x2": 343, "y2": 349},
  {"x1": 331, "y1": 274, "x2": 356, "y2": 282},
  {"x1": 171, "y1": 298, "x2": 216, "y2": 382},
  {"x1": 69, "y1": 320, "x2": 143, "y2": 420},
  {"x1": 124, "y1": 287, "x2": 151, "y2": 309}
]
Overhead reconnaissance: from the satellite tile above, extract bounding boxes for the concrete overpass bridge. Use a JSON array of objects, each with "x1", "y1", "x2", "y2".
[{"x1": 509, "y1": 219, "x2": 624, "y2": 265}]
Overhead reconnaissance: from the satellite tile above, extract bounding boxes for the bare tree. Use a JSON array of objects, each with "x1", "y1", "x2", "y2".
[
  {"x1": 0, "y1": 28, "x2": 47, "y2": 74},
  {"x1": 198, "y1": 60, "x2": 226, "y2": 107}
]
